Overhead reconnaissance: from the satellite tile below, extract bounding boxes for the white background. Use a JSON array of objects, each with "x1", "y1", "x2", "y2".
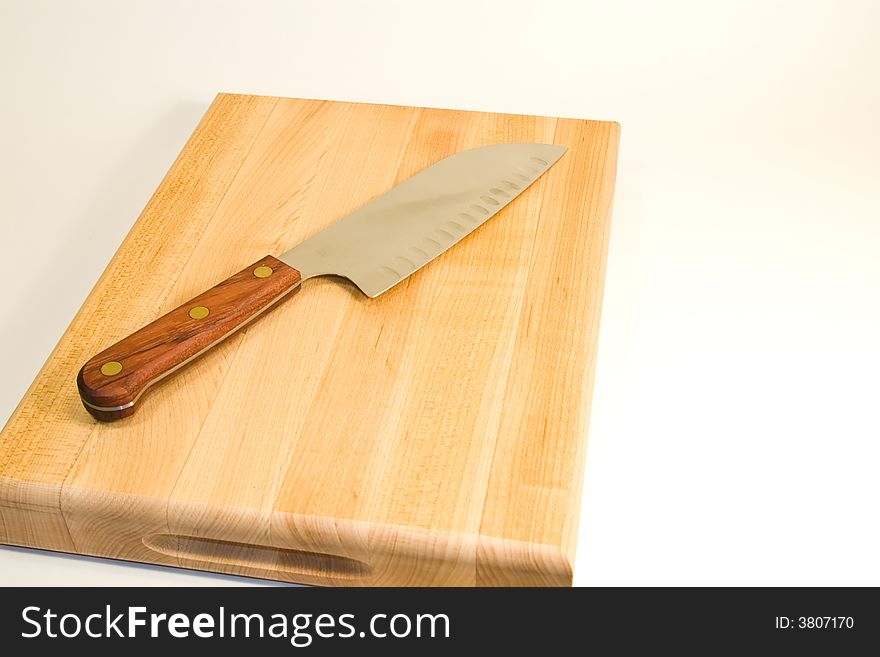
[{"x1": 1, "y1": 0, "x2": 878, "y2": 586}]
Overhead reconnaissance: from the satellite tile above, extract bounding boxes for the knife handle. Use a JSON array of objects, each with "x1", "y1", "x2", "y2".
[{"x1": 77, "y1": 256, "x2": 301, "y2": 421}]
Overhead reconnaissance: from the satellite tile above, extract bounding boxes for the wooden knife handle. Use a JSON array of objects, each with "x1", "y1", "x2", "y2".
[{"x1": 77, "y1": 256, "x2": 301, "y2": 421}]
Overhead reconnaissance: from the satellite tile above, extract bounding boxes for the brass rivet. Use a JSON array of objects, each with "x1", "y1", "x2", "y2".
[
  {"x1": 100, "y1": 361, "x2": 123, "y2": 376},
  {"x1": 253, "y1": 265, "x2": 273, "y2": 278},
  {"x1": 189, "y1": 306, "x2": 210, "y2": 320}
]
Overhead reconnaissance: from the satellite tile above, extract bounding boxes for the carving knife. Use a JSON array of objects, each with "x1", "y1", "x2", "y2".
[{"x1": 77, "y1": 143, "x2": 567, "y2": 420}]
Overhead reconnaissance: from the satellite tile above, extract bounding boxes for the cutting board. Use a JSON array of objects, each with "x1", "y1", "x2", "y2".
[{"x1": 0, "y1": 94, "x2": 619, "y2": 586}]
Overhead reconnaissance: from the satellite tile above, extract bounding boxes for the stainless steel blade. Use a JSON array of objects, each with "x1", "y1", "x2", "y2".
[{"x1": 280, "y1": 143, "x2": 567, "y2": 297}]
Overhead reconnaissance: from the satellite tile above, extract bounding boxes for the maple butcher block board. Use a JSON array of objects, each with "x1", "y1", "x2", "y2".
[{"x1": 0, "y1": 94, "x2": 619, "y2": 586}]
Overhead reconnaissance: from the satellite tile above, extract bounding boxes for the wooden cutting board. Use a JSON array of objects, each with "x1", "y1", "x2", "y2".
[{"x1": 0, "y1": 94, "x2": 619, "y2": 586}]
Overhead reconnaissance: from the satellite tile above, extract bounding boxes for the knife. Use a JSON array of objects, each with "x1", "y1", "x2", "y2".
[{"x1": 76, "y1": 143, "x2": 567, "y2": 421}]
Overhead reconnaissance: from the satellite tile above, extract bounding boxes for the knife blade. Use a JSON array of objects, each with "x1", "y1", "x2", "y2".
[{"x1": 77, "y1": 143, "x2": 567, "y2": 420}]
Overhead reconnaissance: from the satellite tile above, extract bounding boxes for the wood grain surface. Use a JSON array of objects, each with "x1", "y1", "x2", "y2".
[
  {"x1": 77, "y1": 256, "x2": 301, "y2": 421},
  {"x1": 0, "y1": 94, "x2": 619, "y2": 586}
]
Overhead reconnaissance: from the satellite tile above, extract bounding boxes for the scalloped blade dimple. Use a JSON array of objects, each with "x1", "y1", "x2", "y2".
[{"x1": 280, "y1": 143, "x2": 567, "y2": 298}]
